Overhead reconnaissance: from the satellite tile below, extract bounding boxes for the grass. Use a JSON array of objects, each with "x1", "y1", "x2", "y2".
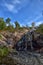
[
  {"x1": 0, "y1": 46, "x2": 9, "y2": 57},
  {"x1": 0, "y1": 34, "x2": 2, "y2": 40}
]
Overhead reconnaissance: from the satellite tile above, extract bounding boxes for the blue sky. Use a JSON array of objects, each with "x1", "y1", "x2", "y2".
[{"x1": 0, "y1": 0, "x2": 43, "y2": 26}]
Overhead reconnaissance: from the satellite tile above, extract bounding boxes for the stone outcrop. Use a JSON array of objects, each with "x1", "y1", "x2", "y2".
[
  {"x1": 0, "y1": 31, "x2": 27, "y2": 48},
  {"x1": 0, "y1": 31, "x2": 43, "y2": 53},
  {"x1": 16, "y1": 31, "x2": 43, "y2": 52}
]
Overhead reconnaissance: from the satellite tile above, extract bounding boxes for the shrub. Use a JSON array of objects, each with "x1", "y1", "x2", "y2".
[{"x1": 0, "y1": 46, "x2": 9, "y2": 57}]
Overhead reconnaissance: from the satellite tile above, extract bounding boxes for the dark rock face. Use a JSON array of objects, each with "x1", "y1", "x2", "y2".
[{"x1": 16, "y1": 32, "x2": 43, "y2": 52}]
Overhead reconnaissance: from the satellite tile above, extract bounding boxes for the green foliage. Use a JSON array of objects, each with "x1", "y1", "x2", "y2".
[
  {"x1": 0, "y1": 18, "x2": 4, "y2": 21},
  {"x1": 0, "y1": 46, "x2": 9, "y2": 57},
  {"x1": 0, "y1": 17, "x2": 43, "y2": 34},
  {"x1": 0, "y1": 18, "x2": 6, "y2": 30},
  {"x1": 36, "y1": 24, "x2": 43, "y2": 34},
  {"x1": 15, "y1": 21, "x2": 20, "y2": 29},
  {"x1": 0, "y1": 34, "x2": 2, "y2": 39},
  {"x1": 6, "y1": 24, "x2": 15, "y2": 32},
  {"x1": 6, "y1": 18, "x2": 11, "y2": 26},
  {"x1": 9, "y1": 25, "x2": 15, "y2": 32}
]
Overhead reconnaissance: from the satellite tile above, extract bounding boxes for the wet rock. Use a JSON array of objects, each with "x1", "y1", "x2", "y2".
[{"x1": 40, "y1": 48, "x2": 43, "y2": 53}]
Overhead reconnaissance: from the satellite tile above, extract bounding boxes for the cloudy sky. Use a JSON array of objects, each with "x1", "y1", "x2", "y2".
[{"x1": 0, "y1": 0, "x2": 43, "y2": 26}]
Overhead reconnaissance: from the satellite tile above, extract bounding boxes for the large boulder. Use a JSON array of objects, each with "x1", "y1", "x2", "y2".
[{"x1": 16, "y1": 31, "x2": 43, "y2": 51}]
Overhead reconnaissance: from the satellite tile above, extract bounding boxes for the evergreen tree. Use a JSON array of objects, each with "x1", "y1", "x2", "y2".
[
  {"x1": 0, "y1": 18, "x2": 6, "y2": 30},
  {"x1": 14, "y1": 21, "x2": 20, "y2": 29},
  {"x1": 6, "y1": 18, "x2": 11, "y2": 26}
]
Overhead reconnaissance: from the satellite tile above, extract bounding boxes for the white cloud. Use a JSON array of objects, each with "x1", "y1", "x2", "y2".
[
  {"x1": 24, "y1": 13, "x2": 42, "y2": 26},
  {"x1": 24, "y1": 13, "x2": 43, "y2": 26},
  {"x1": 5, "y1": 3, "x2": 18, "y2": 13},
  {"x1": 36, "y1": 21, "x2": 43, "y2": 26},
  {"x1": 3, "y1": 0, "x2": 28, "y2": 13},
  {"x1": 4, "y1": 0, "x2": 20, "y2": 13},
  {"x1": 27, "y1": 21, "x2": 43, "y2": 26},
  {"x1": 33, "y1": 14, "x2": 42, "y2": 22},
  {"x1": 13, "y1": 0, "x2": 21, "y2": 4},
  {"x1": 5, "y1": 4, "x2": 14, "y2": 11},
  {"x1": 30, "y1": 14, "x2": 42, "y2": 23}
]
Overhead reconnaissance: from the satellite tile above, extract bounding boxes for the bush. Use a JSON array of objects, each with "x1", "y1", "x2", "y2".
[
  {"x1": 0, "y1": 46, "x2": 9, "y2": 57},
  {"x1": 0, "y1": 34, "x2": 2, "y2": 39},
  {"x1": 0, "y1": 18, "x2": 6, "y2": 30},
  {"x1": 36, "y1": 24, "x2": 43, "y2": 34}
]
